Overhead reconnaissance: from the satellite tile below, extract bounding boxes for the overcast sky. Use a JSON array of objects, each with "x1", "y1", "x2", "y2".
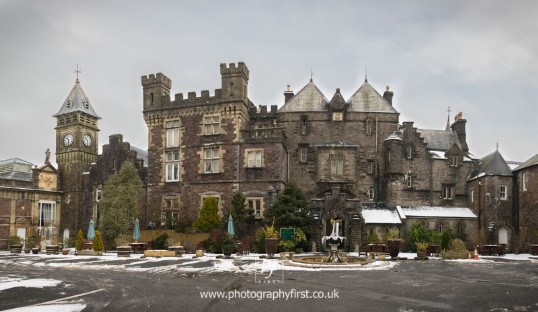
[{"x1": 1, "y1": 0, "x2": 537, "y2": 167}]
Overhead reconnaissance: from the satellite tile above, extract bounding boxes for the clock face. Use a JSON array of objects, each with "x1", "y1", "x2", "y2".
[
  {"x1": 83, "y1": 134, "x2": 92, "y2": 147},
  {"x1": 63, "y1": 134, "x2": 74, "y2": 146}
]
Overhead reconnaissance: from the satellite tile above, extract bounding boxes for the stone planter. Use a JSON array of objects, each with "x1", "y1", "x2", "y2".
[
  {"x1": 31, "y1": 248, "x2": 39, "y2": 254},
  {"x1": 45, "y1": 245, "x2": 60, "y2": 255},
  {"x1": 195, "y1": 249, "x2": 204, "y2": 257},
  {"x1": 116, "y1": 246, "x2": 132, "y2": 257},
  {"x1": 387, "y1": 240, "x2": 401, "y2": 258},
  {"x1": 265, "y1": 238, "x2": 278, "y2": 258},
  {"x1": 62, "y1": 249, "x2": 69, "y2": 255},
  {"x1": 10, "y1": 245, "x2": 22, "y2": 254}
]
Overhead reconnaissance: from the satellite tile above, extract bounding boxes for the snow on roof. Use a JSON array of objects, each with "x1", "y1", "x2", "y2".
[
  {"x1": 361, "y1": 208, "x2": 402, "y2": 224},
  {"x1": 400, "y1": 206, "x2": 477, "y2": 218}
]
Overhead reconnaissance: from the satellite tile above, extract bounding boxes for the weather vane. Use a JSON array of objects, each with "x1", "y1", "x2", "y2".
[{"x1": 74, "y1": 63, "x2": 82, "y2": 81}]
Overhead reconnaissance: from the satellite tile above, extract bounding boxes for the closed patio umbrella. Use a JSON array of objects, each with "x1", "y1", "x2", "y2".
[
  {"x1": 87, "y1": 219, "x2": 95, "y2": 241},
  {"x1": 133, "y1": 218, "x2": 140, "y2": 243},
  {"x1": 227, "y1": 214, "x2": 235, "y2": 236}
]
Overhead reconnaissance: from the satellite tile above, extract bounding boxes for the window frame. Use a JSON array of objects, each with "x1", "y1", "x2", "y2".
[
  {"x1": 300, "y1": 146, "x2": 308, "y2": 163},
  {"x1": 499, "y1": 185, "x2": 507, "y2": 200},
  {"x1": 246, "y1": 149, "x2": 263, "y2": 168},
  {"x1": 204, "y1": 115, "x2": 220, "y2": 135},
  {"x1": 522, "y1": 172, "x2": 528, "y2": 191},
  {"x1": 330, "y1": 154, "x2": 344, "y2": 176},
  {"x1": 165, "y1": 150, "x2": 180, "y2": 181},
  {"x1": 247, "y1": 198, "x2": 264, "y2": 219},
  {"x1": 204, "y1": 147, "x2": 220, "y2": 174},
  {"x1": 443, "y1": 186, "x2": 454, "y2": 200},
  {"x1": 165, "y1": 120, "x2": 180, "y2": 147},
  {"x1": 366, "y1": 119, "x2": 373, "y2": 135}
]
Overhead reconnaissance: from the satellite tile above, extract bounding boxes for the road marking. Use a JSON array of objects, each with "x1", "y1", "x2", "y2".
[{"x1": 27, "y1": 288, "x2": 106, "y2": 307}]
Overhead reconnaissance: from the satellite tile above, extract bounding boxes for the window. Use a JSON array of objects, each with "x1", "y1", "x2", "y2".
[
  {"x1": 247, "y1": 198, "x2": 263, "y2": 219},
  {"x1": 300, "y1": 116, "x2": 308, "y2": 135},
  {"x1": 367, "y1": 160, "x2": 374, "y2": 174},
  {"x1": 471, "y1": 189, "x2": 474, "y2": 203},
  {"x1": 38, "y1": 201, "x2": 56, "y2": 239},
  {"x1": 95, "y1": 186, "x2": 102, "y2": 202},
  {"x1": 387, "y1": 150, "x2": 391, "y2": 163},
  {"x1": 166, "y1": 150, "x2": 180, "y2": 181},
  {"x1": 247, "y1": 150, "x2": 263, "y2": 168},
  {"x1": 330, "y1": 154, "x2": 344, "y2": 175},
  {"x1": 449, "y1": 155, "x2": 459, "y2": 167},
  {"x1": 204, "y1": 147, "x2": 220, "y2": 173},
  {"x1": 166, "y1": 120, "x2": 180, "y2": 147},
  {"x1": 499, "y1": 186, "x2": 507, "y2": 200},
  {"x1": 406, "y1": 175, "x2": 412, "y2": 188},
  {"x1": 204, "y1": 115, "x2": 220, "y2": 135},
  {"x1": 300, "y1": 146, "x2": 308, "y2": 163},
  {"x1": 366, "y1": 119, "x2": 373, "y2": 135},
  {"x1": 407, "y1": 146, "x2": 413, "y2": 159},
  {"x1": 522, "y1": 172, "x2": 528, "y2": 191},
  {"x1": 443, "y1": 186, "x2": 454, "y2": 199}
]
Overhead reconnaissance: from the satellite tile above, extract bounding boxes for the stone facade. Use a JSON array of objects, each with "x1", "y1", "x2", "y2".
[{"x1": 513, "y1": 154, "x2": 538, "y2": 249}]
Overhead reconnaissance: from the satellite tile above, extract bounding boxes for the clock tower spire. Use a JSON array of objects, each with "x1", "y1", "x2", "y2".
[{"x1": 53, "y1": 72, "x2": 100, "y2": 234}]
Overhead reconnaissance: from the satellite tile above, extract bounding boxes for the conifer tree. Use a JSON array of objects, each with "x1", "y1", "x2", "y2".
[
  {"x1": 99, "y1": 161, "x2": 143, "y2": 244},
  {"x1": 193, "y1": 196, "x2": 220, "y2": 232},
  {"x1": 93, "y1": 230, "x2": 104, "y2": 252},
  {"x1": 75, "y1": 229, "x2": 84, "y2": 251},
  {"x1": 264, "y1": 182, "x2": 312, "y2": 237}
]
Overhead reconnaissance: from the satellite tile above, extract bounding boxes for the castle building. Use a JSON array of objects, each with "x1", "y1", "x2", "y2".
[{"x1": 141, "y1": 62, "x2": 479, "y2": 249}]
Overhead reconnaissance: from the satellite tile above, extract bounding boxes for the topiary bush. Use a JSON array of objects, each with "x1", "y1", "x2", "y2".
[
  {"x1": 93, "y1": 230, "x2": 104, "y2": 252},
  {"x1": 75, "y1": 229, "x2": 84, "y2": 251},
  {"x1": 152, "y1": 233, "x2": 169, "y2": 250}
]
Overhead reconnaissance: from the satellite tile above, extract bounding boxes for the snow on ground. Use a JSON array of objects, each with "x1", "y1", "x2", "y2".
[
  {"x1": 0, "y1": 276, "x2": 62, "y2": 291},
  {"x1": 3, "y1": 301, "x2": 86, "y2": 312},
  {"x1": 1, "y1": 251, "x2": 536, "y2": 275}
]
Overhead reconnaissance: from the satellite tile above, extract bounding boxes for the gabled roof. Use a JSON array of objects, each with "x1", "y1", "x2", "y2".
[
  {"x1": 468, "y1": 150, "x2": 512, "y2": 180},
  {"x1": 514, "y1": 153, "x2": 538, "y2": 171},
  {"x1": 0, "y1": 158, "x2": 33, "y2": 166},
  {"x1": 130, "y1": 146, "x2": 148, "y2": 167},
  {"x1": 53, "y1": 79, "x2": 100, "y2": 118},
  {"x1": 328, "y1": 88, "x2": 346, "y2": 110},
  {"x1": 347, "y1": 81, "x2": 398, "y2": 113},
  {"x1": 0, "y1": 171, "x2": 32, "y2": 182},
  {"x1": 278, "y1": 80, "x2": 328, "y2": 112},
  {"x1": 417, "y1": 129, "x2": 462, "y2": 151}
]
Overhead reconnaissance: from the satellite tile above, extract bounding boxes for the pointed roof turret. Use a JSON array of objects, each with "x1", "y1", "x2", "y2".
[
  {"x1": 278, "y1": 80, "x2": 328, "y2": 112},
  {"x1": 468, "y1": 150, "x2": 513, "y2": 181},
  {"x1": 347, "y1": 81, "x2": 398, "y2": 113},
  {"x1": 53, "y1": 79, "x2": 100, "y2": 118}
]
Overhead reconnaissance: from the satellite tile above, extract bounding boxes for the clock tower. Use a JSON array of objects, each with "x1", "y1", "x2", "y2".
[{"x1": 53, "y1": 78, "x2": 100, "y2": 234}]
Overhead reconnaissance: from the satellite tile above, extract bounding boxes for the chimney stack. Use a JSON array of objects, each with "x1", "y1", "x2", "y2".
[
  {"x1": 383, "y1": 85, "x2": 394, "y2": 105},
  {"x1": 284, "y1": 84, "x2": 294, "y2": 103}
]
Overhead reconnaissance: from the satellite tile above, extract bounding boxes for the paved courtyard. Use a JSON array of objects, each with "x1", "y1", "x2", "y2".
[{"x1": 1, "y1": 251, "x2": 537, "y2": 311}]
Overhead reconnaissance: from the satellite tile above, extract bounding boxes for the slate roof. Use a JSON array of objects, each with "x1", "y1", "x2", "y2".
[
  {"x1": 399, "y1": 206, "x2": 477, "y2": 219},
  {"x1": 361, "y1": 208, "x2": 402, "y2": 224},
  {"x1": 347, "y1": 81, "x2": 399, "y2": 113},
  {"x1": 468, "y1": 150, "x2": 513, "y2": 180},
  {"x1": 417, "y1": 129, "x2": 462, "y2": 151},
  {"x1": 278, "y1": 80, "x2": 328, "y2": 112},
  {"x1": 514, "y1": 153, "x2": 538, "y2": 171},
  {"x1": 0, "y1": 171, "x2": 32, "y2": 182},
  {"x1": 53, "y1": 79, "x2": 100, "y2": 118},
  {"x1": 130, "y1": 146, "x2": 148, "y2": 167}
]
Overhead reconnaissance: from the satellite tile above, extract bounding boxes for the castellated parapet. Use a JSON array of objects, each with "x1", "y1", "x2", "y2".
[
  {"x1": 141, "y1": 72, "x2": 172, "y2": 89},
  {"x1": 220, "y1": 62, "x2": 249, "y2": 80}
]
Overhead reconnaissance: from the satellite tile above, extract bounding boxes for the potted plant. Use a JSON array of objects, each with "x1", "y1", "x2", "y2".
[
  {"x1": 45, "y1": 236, "x2": 60, "y2": 255},
  {"x1": 9, "y1": 236, "x2": 23, "y2": 254},
  {"x1": 264, "y1": 218, "x2": 278, "y2": 258},
  {"x1": 386, "y1": 228, "x2": 402, "y2": 258},
  {"x1": 416, "y1": 242, "x2": 428, "y2": 258},
  {"x1": 115, "y1": 234, "x2": 132, "y2": 257},
  {"x1": 221, "y1": 235, "x2": 237, "y2": 257},
  {"x1": 62, "y1": 237, "x2": 72, "y2": 255}
]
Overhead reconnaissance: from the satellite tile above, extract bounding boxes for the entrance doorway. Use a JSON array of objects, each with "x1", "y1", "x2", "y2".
[{"x1": 498, "y1": 227, "x2": 508, "y2": 245}]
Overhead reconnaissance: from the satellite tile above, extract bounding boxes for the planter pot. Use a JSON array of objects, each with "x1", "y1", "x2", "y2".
[
  {"x1": 195, "y1": 250, "x2": 204, "y2": 257},
  {"x1": 24, "y1": 249, "x2": 31, "y2": 254},
  {"x1": 222, "y1": 246, "x2": 236, "y2": 257},
  {"x1": 45, "y1": 245, "x2": 60, "y2": 255},
  {"x1": 387, "y1": 240, "x2": 401, "y2": 258},
  {"x1": 116, "y1": 246, "x2": 132, "y2": 257},
  {"x1": 265, "y1": 238, "x2": 278, "y2": 258},
  {"x1": 417, "y1": 251, "x2": 427, "y2": 258},
  {"x1": 62, "y1": 249, "x2": 69, "y2": 255},
  {"x1": 31, "y1": 248, "x2": 39, "y2": 254},
  {"x1": 77, "y1": 250, "x2": 103, "y2": 256},
  {"x1": 10, "y1": 245, "x2": 22, "y2": 254}
]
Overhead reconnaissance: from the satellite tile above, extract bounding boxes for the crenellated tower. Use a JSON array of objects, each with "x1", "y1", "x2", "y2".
[{"x1": 220, "y1": 62, "x2": 249, "y2": 103}]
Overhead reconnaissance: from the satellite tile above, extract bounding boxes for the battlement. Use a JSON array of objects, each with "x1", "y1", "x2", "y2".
[
  {"x1": 170, "y1": 89, "x2": 226, "y2": 106},
  {"x1": 141, "y1": 72, "x2": 172, "y2": 88},
  {"x1": 220, "y1": 62, "x2": 249, "y2": 80}
]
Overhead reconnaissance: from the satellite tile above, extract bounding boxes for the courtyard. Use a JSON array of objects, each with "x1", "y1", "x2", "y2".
[{"x1": 1, "y1": 251, "x2": 537, "y2": 312}]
